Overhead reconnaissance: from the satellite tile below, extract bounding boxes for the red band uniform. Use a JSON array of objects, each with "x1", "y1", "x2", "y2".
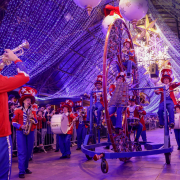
[
  {"x1": 12, "y1": 87, "x2": 38, "y2": 176},
  {"x1": 86, "y1": 75, "x2": 104, "y2": 126},
  {"x1": 127, "y1": 96, "x2": 144, "y2": 142},
  {"x1": 108, "y1": 72, "x2": 126, "y2": 130},
  {"x1": 75, "y1": 101, "x2": 87, "y2": 150},
  {"x1": 58, "y1": 100, "x2": 76, "y2": 158},
  {"x1": 0, "y1": 59, "x2": 29, "y2": 180},
  {"x1": 122, "y1": 39, "x2": 136, "y2": 78},
  {"x1": 155, "y1": 69, "x2": 180, "y2": 127}
]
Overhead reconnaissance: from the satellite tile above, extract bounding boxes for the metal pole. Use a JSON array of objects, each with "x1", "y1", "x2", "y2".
[
  {"x1": 163, "y1": 86, "x2": 169, "y2": 148},
  {"x1": 90, "y1": 92, "x2": 93, "y2": 136}
]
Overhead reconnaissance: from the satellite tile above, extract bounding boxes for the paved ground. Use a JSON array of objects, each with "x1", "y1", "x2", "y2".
[{"x1": 11, "y1": 128, "x2": 180, "y2": 180}]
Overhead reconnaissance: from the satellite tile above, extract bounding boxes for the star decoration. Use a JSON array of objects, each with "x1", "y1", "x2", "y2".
[
  {"x1": 137, "y1": 15, "x2": 158, "y2": 44},
  {"x1": 120, "y1": 7, "x2": 126, "y2": 15},
  {"x1": 131, "y1": 33, "x2": 141, "y2": 47},
  {"x1": 21, "y1": 87, "x2": 26, "y2": 93}
]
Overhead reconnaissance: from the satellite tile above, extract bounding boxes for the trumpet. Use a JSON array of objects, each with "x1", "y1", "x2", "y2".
[{"x1": 0, "y1": 40, "x2": 29, "y2": 66}]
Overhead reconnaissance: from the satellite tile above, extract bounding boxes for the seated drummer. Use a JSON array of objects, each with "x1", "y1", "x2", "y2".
[
  {"x1": 86, "y1": 75, "x2": 104, "y2": 127},
  {"x1": 127, "y1": 96, "x2": 144, "y2": 143},
  {"x1": 108, "y1": 72, "x2": 127, "y2": 134}
]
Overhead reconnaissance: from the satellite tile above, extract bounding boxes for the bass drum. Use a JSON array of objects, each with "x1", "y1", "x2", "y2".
[
  {"x1": 174, "y1": 113, "x2": 180, "y2": 129},
  {"x1": 51, "y1": 114, "x2": 69, "y2": 134}
]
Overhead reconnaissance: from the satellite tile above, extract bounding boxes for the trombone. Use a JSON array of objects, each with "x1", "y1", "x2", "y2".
[{"x1": 0, "y1": 40, "x2": 29, "y2": 66}]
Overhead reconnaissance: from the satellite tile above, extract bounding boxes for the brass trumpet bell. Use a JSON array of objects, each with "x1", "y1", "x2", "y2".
[
  {"x1": 140, "y1": 92, "x2": 150, "y2": 106},
  {"x1": 0, "y1": 40, "x2": 29, "y2": 66}
]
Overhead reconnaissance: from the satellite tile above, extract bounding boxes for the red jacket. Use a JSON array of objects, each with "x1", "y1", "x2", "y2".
[
  {"x1": 12, "y1": 108, "x2": 37, "y2": 131},
  {"x1": 66, "y1": 113, "x2": 76, "y2": 135},
  {"x1": 127, "y1": 105, "x2": 146, "y2": 131},
  {"x1": 155, "y1": 82, "x2": 180, "y2": 104},
  {"x1": 36, "y1": 116, "x2": 46, "y2": 129},
  {"x1": 122, "y1": 49, "x2": 135, "y2": 63},
  {"x1": 0, "y1": 60, "x2": 29, "y2": 137},
  {"x1": 93, "y1": 90, "x2": 104, "y2": 107},
  {"x1": 75, "y1": 114, "x2": 87, "y2": 129}
]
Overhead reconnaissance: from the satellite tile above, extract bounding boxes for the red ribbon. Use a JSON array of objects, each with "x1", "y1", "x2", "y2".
[{"x1": 103, "y1": 5, "x2": 123, "y2": 18}]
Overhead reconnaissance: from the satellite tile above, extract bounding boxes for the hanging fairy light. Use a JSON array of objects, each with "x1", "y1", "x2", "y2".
[{"x1": 73, "y1": 0, "x2": 101, "y2": 15}]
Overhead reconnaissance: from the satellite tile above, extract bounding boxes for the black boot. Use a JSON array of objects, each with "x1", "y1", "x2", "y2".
[
  {"x1": 25, "y1": 169, "x2": 32, "y2": 174},
  {"x1": 59, "y1": 155, "x2": 67, "y2": 159},
  {"x1": 169, "y1": 123, "x2": 174, "y2": 129},
  {"x1": 19, "y1": 174, "x2": 25, "y2": 178}
]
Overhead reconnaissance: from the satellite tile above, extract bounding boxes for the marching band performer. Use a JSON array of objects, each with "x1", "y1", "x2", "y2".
[
  {"x1": 12, "y1": 87, "x2": 37, "y2": 178},
  {"x1": 122, "y1": 39, "x2": 136, "y2": 80},
  {"x1": 55, "y1": 102, "x2": 65, "y2": 152},
  {"x1": 0, "y1": 49, "x2": 29, "y2": 180},
  {"x1": 86, "y1": 75, "x2": 104, "y2": 127},
  {"x1": 75, "y1": 101, "x2": 88, "y2": 150},
  {"x1": 127, "y1": 96, "x2": 144, "y2": 142},
  {"x1": 108, "y1": 72, "x2": 127, "y2": 133},
  {"x1": 59, "y1": 100, "x2": 77, "y2": 159},
  {"x1": 154, "y1": 68, "x2": 180, "y2": 128}
]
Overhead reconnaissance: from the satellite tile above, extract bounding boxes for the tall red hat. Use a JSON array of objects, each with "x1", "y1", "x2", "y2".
[
  {"x1": 116, "y1": 72, "x2": 126, "y2": 81},
  {"x1": 94, "y1": 75, "x2": 103, "y2": 86},
  {"x1": 74, "y1": 101, "x2": 83, "y2": 110},
  {"x1": 175, "y1": 104, "x2": 180, "y2": 110},
  {"x1": 129, "y1": 95, "x2": 136, "y2": 101},
  {"x1": 161, "y1": 69, "x2": 173, "y2": 83},
  {"x1": 19, "y1": 86, "x2": 37, "y2": 106},
  {"x1": 62, "y1": 99, "x2": 74, "y2": 112},
  {"x1": 123, "y1": 38, "x2": 132, "y2": 48},
  {"x1": 59, "y1": 102, "x2": 65, "y2": 111},
  {"x1": 32, "y1": 103, "x2": 38, "y2": 112},
  {"x1": 103, "y1": 5, "x2": 123, "y2": 18}
]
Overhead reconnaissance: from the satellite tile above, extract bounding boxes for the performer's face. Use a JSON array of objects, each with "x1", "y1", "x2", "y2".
[
  {"x1": 40, "y1": 107, "x2": 45, "y2": 111},
  {"x1": 63, "y1": 107, "x2": 68, "y2": 113},
  {"x1": 11, "y1": 97, "x2": 15, "y2": 102},
  {"x1": 163, "y1": 78, "x2": 170, "y2": 84},
  {"x1": 78, "y1": 109, "x2": 82, "y2": 114},
  {"x1": 38, "y1": 111, "x2": 42, "y2": 116},
  {"x1": 96, "y1": 84, "x2": 102, "y2": 90},
  {"x1": 125, "y1": 42, "x2": 130, "y2": 49},
  {"x1": 176, "y1": 107, "x2": 180, "y2": 113},
  {"x1": 23, "y1": 98, "x2": 31, "y2": 107},
  {"x1": 129, "y1": 101, "x2": 135, "y2": 106},
  {"x1": 10, "y1": 104, "x2": 15, "y2": 109},
  {"x1": 117, "y1": 77, "x2": 123, "y2": 83}
]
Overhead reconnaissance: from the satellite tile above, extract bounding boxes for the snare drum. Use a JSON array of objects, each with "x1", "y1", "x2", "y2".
[
  {"x1": 174, "y1": 113, "x2": 180, "y2": 129},
  {"x1": 127, "y1": 117, "x2": 140, "y2": 126},
  {"x1": 51, "y1": 114, "x2": 69, "y2": 134}
]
